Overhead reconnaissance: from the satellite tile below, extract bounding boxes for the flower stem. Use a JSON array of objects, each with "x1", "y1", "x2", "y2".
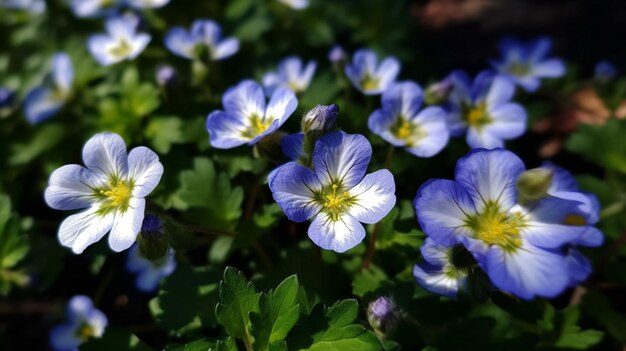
[
  {"x1": 362, "y1": 223, "x2": 382, "y2": 270},
  {"x1": 182, "y1": 225, "x2": 235, "y2": 237},
  {"x1": 384, "y1": 143, "x2": 395, "y2": 170}
]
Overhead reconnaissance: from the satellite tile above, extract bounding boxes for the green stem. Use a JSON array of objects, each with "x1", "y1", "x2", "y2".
[
  {"x1": 182, "y1": 225, "x2": 235, "y2": 237},
  {"x1": 383, "y1": 143, "x2": 395, "y2": 170}
]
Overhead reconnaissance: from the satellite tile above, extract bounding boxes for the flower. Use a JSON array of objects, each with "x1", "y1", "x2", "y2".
[
  {"x1": 1, "y1": 0, "x2": 46, "y2": 13},
  {"x1": 44, "y1": 132, "x2": 164, "y2": 254},
  {"x1": 269, "y1": 131, "x2": 396, "y2": 252},
  {"x1": 50, "y1": 295, "x2": 107, "y2": 351},
  {"x1": 164, "y1": 19, "x2": 239, "y2": 61},
  {"x1": 413, "y1": 238, "x2": 469, "y2": 298},
  {"x1": 126, "y1": 245, "x2": 176, "y2": 292},
  {"x1": 0, "y1": 87, "x2": 15, "y2": 109},
  {"x1": 345, "y1": 49, "x2": 400, "y2": 95},
  {"x1": 490, "y1": 37, "x2": 565, "y2": 92},
  {"x1": 70, "y1": 0, "x2": 121, "y2": 18},
  {"x1": 126, "y1": 0, "x2": 171, "y2": 9},
  {"x1": 446, "y1": 70, "x2": 527, "y2": 149},
  {"x1": 367, "y1": 296, "x2": 402, "y2": 337},
  {"x1": 206, "y1": 80, "x2": 297, "y2": 149},
  {"x1": 277, "y1": 0, "x2": 309, "y2": 10},
  {"x1": 594, "y1": 60, "x2": 617, "y2": 82},
  {"x1": 414, "y1": 149, "x2": 601, "y2": 299},
  {"x1": 368, "y1": 81, "x2": 449, "y2": 157},
  {"x1": 328, "y1": 45, "x2": 346, "y2": 63},
  {"x1": 24, "y1": 53, "x2": 73, "y2": 124},
  {"x1": 263, "y1": 56, "x2": 317, "y2": 94},
  {"x1": 281, "y1": 133, "x2": 305, "y2": 161},
  {"x1": 88, "y1": 15, "x2": 151, "y2": 66}
]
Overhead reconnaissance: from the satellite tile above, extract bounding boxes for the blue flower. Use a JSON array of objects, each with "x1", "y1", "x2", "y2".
[
  {"x1": 88, "y1": 15, "x2": 151, "y2": 66},
  {"x1": 368, "y1": 81, "x2": 449, "y2": 157},
  {"x1": 50, "y1": 295, "x2": 107, "y2": 351},
  {"x1": 44, "y1": 132, "x2": 164, "y2": 254},
  {"x1": 70, "y1": 0, "x2": 121, "y2": 18},
  {"x1": 0, "y1": 87, "x2": 15, "y2": 109},
  {"x1": 490, "y1": 37, "x2": 565, "y2": 92},
  {"x1": 594, "y1": 60, "x2": 617, "y2": 82},
  {"x1": 269, "y1": 131, "x2": 396, "y2": 252},
  {"x1": 126, "y1": 245, "x2": 176, "y2": 292},
  {"x1": 414, "y1": 149, "x2": 601, "y2": 299},
  {"x1": 126, "y1": 0, "x2": 171, "y2": 9},
  {"x1": 277, "y1": 0, "x2": 309, "y2": 10},
  {"x1": 263, "y1": 56, "x2": 317, "y2": 94},
  {"x1": 164, "y1": 19, "x2": 239, "y2": 61},
  {"x1": 413, "y1": 238, "x2": 469, "y2": 298},
  {"x1": 206, "y1": 80, "x2": 297, "y2": 149},
  {"x1": 24, "y1": 53, "x2": 73, "y2": 124},
  {"x1": 2, "y1": 0, "x2": 46, "y2": 13},
  {"x1": 446, "y1": 70, "x2": 527, "y2": 149},
  {"x1": 281, "y1": 133, "x2": 305, "y2": 161},
  {"x1": 345, "y1": 49, "x2": 400, "y2": 95}
]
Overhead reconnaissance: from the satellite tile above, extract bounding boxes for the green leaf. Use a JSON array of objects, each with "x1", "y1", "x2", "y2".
[
  {"x1": 0, "y1": 195, "x2": 28, "y2": 270},
  {"x1": 250, "y1": 275, "x2": 300, "y2": 351},
  {"x1": 352, "y1": 264, "x2": 388, "y2": 297},
  {"x1": 164, "y1": 339, "x2": 215, "y2": 351},
  {"x1": 81, "y1": 328, "x2": 153, "y2": 351},
  {"x1": 216, "y1": 337, "x2": 238, "y2": 351},
  {"x1": 9, "y1": 124, "x2": 65, "y2": 165},
  {"x1": 565, "y1": 119, "x2": 626, "y2": 173},
  {"x1": 145, "y1": 117, "x2": 184, "y2": 154},
  {"x1": 288, "y1": 300, "x2": 382, "y2": 351},
  {"x1": 215, "y1": 267, "x2": 260, "y2": 345},
  {"x1": 582, "y1": 291, "x2": 626, "y2": 344},
  {"x1": 553, "y1": 307, "x2": 604, "y2": 349}
]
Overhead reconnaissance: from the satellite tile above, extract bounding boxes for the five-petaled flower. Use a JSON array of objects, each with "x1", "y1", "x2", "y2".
[
  {"x1": 164, "y1": 19, "x2": 239, "y2": 61},
  {"x1": 446, "y1": 70, "x2": 527, "y2": 149},
  {"x1": 50, "y1": 295, "x2": 107, "y2": 351},
  {"x1": 345, "y1": 49, "x2": 400, "y2": 95},
  {"x1": 269, "y1": 131, "x2": 396, "y2": 253},
  {"x1": 414, "y1": 149, "x2": 601, "y2": 299},
  {"x1": 206, "y1": 80, "x2": 298, "y2": 149},
  {"x1": 413, "y1": 238, "x2": 469, "y2": 298},
  {"x1": 263, "y1": 56, "x2": 317, "y2": 94},
  {"x1": 369, "y1": 81, "x2": 450, "y2": 157},
  {"x1": 88, "y1": 15, "x2": 151, "y2": 66},
  {"x1": 126, "y1": 244, "x2": 176, "y2": 292},
  {"x1": 490, "y1": 37, "x2": 566, "y2": 93},
  {"x1": 24, "y1": 53, "x2": 73, "y2": 124},
  {"x1": 44, "y1": 132, "x2": 164, "y2": 254}
]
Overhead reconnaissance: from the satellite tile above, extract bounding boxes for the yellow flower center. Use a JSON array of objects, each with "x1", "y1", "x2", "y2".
[
  {"x1": 361, "y1": 74, "x2": 379, "y2": 91},
  {"x1": 242, "y1": 113, "x2": 271, "y2": 139},
  {"x1": 464, "y1": 103, "x2": 491, "y2": 128},
  {"x1": 102, "y1": 182, "x2": 131, "y2": 207},
  {"x1": 324, "y1": 184, "x2": 352, "y2": 209},
  {"x1": 390, "y1": 118, "x2": 424, "y2": 146},
  {"x1": 109, "y1": 39, "x2": 133, "y2": 58},
  {"x1": 508, "y1": 63, "x2": 531, "y2": 76},
  {"x1": 288, "y1": 81, "x2": 302, "y2": 92},
  {"x1": 466, "y1": 202, "x2": 525, "y2": 251},
  {"x1": 76, "y1": 324, "x2": 95, "y2": 340},
  {"x1": 316, "y1": 183, "x2": 356, "y2": 221},
  {"x1": 564, "y1": 214, "x2": 587, "y2": 226}
]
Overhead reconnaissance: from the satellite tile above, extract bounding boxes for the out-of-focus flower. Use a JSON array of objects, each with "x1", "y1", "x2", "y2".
[
  {"x1": 50, "y1": 295, "x2": 107, "y2": 351},
  {"x1": 88, "y1": 15, "x2": 151, "y2": 66},
  {"x1": 414, "y1": 149, "x2": 601, "y2": 299},
  {"x1": 263, "y1": 56, "x2": 317, "y2": 94},
  {"x1": 71, "y1": 0, "x2": 122, "y2": 18},
  {"x1": 424, "y1": 77, "x2": 452, "y2": 105},
  {"x1": 206, "y1": 80, "x2": 297, "y2": 149},
  {"x1": 369, "y1": 81, "x2": 449, "y2": 157},
  {"x1": 413, "y1": 238, "x2": 469, "y2": 298},
  {"x1": 1, "y1": 0, "x2": 46, "y2": 13},
  {"x1": 276, "y1": 0, "x2": 308, "y2": 10},
  {"x1": 446, "y1": 70, "x2": 527, "y2": 149},
  {"x1": 0, "y1": 87, "x2": 15, "y2": 109},
  {"x1": 126, "y1": 244, "x2": 176, "y2": 292},
  {"x1": 367, "y1": 296, "x2": 402, "y2": 337},
  {"x1": 164, "y1": 19, "x2": 239, "y2": 61},
  {"x1": 328, "y1": 45, "x2": 346, "y2": 63},
  {"x1": 594, "y1": 60, "x2": 617, "y2": 82},
  {"x1": 24, "y1": 53, "x2": 73, "y2": 124},
  {"x1": 345, "y1": 49, "x2": 400, "y2": 95},
  {"x1": 490, "y1": 37, "x2": 565, "y2": 93},
  {"x1": 44, "y1": 132, "x2": 164, "y2": 254},
  {"x1": 269, "y1": 131, "x2": 396, "y2": 252},
  {"x1": 156, "y1": 65, "x2": 177, "y2": 87},
  {"x1": 126, "y1": 0, "x2": 170, "y2": 9}
]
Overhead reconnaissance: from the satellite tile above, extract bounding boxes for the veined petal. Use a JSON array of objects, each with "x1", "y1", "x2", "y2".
[
  {"x1": 382, "y1": 81, "x2": 423, "y2": 119},
  {"x1": 414, "y1": 179, "x2": 476, "y2": 246},
  {"x1": 413, "y1": 262, "x2": 465, "y2": 298},
  {"x1": 280, "y1": 133, "x2": 304, "y2": 161},
  {"x1": 484, "y1": 103, "x2": 527, "y2": 139},
  {"x1": 213, "y1": 38, "x2": 239, "y2": 60},
  {"x1": 164, "y1": 27, "x2": 197, "y2": 59},
  {"x1": 58, "y1": 206, "x2": 114, "y2": 254},
  {"x1": 82, "y1": 132, "x2": 129, "y2": 180},
  {"x1": 265, "y1": 87, "x2": 298, "y2": 126},
  {"x1": 45, "y1": 165, "x2": 103, "y2": 210},
  {"x1": 485, "y1": 75, "x2": 515, "y2": 106},
  {"x1": 300, "y1": 60, "x2": 317, "y2": 88},
  {"x1": 406, "y1": 106, "x2": 449, "y2": 157},
  {"x1": 50, "y1": 324, "x2": 82, "y2": 351},
  {"x1": 268, "y1": 162, "x2": 322, "y2": 222},
  {"x1": 466, "y1": 128, "x2": 505, "y2": 149},
  {"x1": 522, "y1": 197, "x2": 590, "y2": 248},
  {"x1": 566, "y1": 248, "x2": 592, "y2": 286},
  {"x1": 108, "y1": 197, "x2": 145, "y2": 252},
  {"x1": 482, "y1": 241, "x2": 569, "y2": 299},
  {"x1": 52, "y1": 53, "x2": 73, "y2": 93},
  {"x1": 454, "y1": 148, "x2": 525, "y2": 212},
  {"x1": 223, "y1": 80, "x2": 266, "y2": 122},
  {"x1": 308, "y1": 212, "x2": 365, "y2": 253},
  {"x1": 206, "y1": 110, "x2": 250, "y2": 148},
  {"x1": 348, "y1": 169, "x2": 396, "y2": 224},
  {"x1": 532, "y1": 59, "x2": 566, "y2": 78},
  {"x1": 312, "y1": 132, "x2": 372, "y2": 188},
  {"x1": 24, "y1": 87, "x2": 64, "y2": 124},
  {"x1": 127, "y1": 146, "x2": 164, "y2": 198}
]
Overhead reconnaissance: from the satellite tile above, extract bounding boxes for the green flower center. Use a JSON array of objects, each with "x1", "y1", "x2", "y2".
[
  {"x1": 463, "y1": 103, "x2": 491, "y2": 128},
  {"x1": 465, "y1": 202, "x2": 526, "y2": 252},
  {"x1": 76, "y1": 323, "x2": 95, "y2": 340},
  {"x1": 508, "y1": 62, "x2": 531, "y2": 76},
  {"x1": 316, "y1": 183, "x2": 356, "y2": 221},
  {"x1": 100, "y1": 0, "x2": 116, "y2": 7},
  {"x1": 361, "y1": 74, "x2": 379, "y2": 91},
  {"x1": 390, "y1": 117, "x2": 424, "y2": 146}
]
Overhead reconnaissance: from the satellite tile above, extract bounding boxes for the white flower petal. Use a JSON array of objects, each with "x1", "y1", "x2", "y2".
[
  {"x1": 82, "y1": 132, "x2": 129, "y2": 180},
  {"x1": 45, "y1": 164, "x2": 103, "y2": 210},
  {"x1": 308, "y1": 212, "x2": 365, "y2": 253},
  {"x1": 108, "y1": 197, "x2": 145, "y2": 252},
  {"x1": 127, "y1": 146, "x2": 164, "y2": 198},
  {"x1": 58, "y1": 206, "x2": 114, "y2": 254},
  {"x1": 348, "y1": 169, "x2": 396, "y2": 224}
]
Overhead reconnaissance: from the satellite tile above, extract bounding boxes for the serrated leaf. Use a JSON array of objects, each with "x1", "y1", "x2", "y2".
[
  {"x1": 552, "y1": 307, "x2": 604, "y2": 349},
  {"x1": 215, "y1": 337, "x2": 238, "y2": 351},
  {"x1": 215, "y1": 267, "x2": 260, "y2": 344},
  {"x1": 352, "y1": 264, "x2": 388, "y2": 297},
  {"x1": 250, "y1": 275, "x2": 300, "y2": 351},
  {"x1": 145, "y1": 117, "x2": 184, "y2": 154}
]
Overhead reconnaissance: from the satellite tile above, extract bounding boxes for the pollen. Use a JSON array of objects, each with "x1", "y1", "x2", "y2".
[
  {"x1": 101, "y1": 182, "x2": 132, "y2": 208},
  {"x1": 324, "y1": 184, "x2": 351, "y2": 209},
  {"x1": 393, "y1": 119, "x2": 412, "y2": 140},
  {"x1": 466, "y1": 203, "x2": 525, "y2": 251},
  {"x1": 242, "y1": 113, "x2": 270, "y2": 138}
]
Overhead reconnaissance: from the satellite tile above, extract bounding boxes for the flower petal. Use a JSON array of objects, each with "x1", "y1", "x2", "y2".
[
  {"x1": 265, "y1": 87, "x2": 298, "y2": 126},
  {"x1": 466, "y1": 128, "x2": 505, "y2": 149},
  {"x1": 213, "y1": 38, "x2": 239, "y2": 60},
  {"x1": 206, "y1": 110, "x2": 250, "y2": 149},
  {"x1": 88, "y1": 34, "x2": 119, "y2": 66},
  {"x1": 485, "y1": 75, "x2": 515, "y2": 106},
  {"x1": 164, "y1": 27, "x2": 196, "y2": 59},
  {"x1": 67, "y1": 295, "x2": 94, "y2": 321},
  {"x1": 268, "y1": 162, "x2": 322, "y2": 222},
  {"x1": 566, "y1": 248, "x2": 592, "y2": 286},
  {"x1": 522, "y1": 197, "x2": 591, "y2": 248},
  {"x1": 52, "y1": 53, "x2": 73, "y2": 93},
  {"x1": 484, "y1": 103, "x2": 527, "y2": 141},
  {"x1": 414, "y1": 179, "x2": 476, "y2": 246},
  {"x1": 50, "y1": 324, "x2": 82, "y2": 351},
  {"x1": 406, "y1": 106, "x2": 449, "y2": 157},
  {"x1": 375, "y1": 57, "x2": 401, "y2": 91},
  {"x1": 58, "y1": 206, "x2": 114, "y2": 254},
  {"x1": 382, "y1": 81, "x2": 423, "y2": 119},
  {"x1": 280, "y1": 133, "x2": 304, "y2": 161},
  {"x1": 312, "y1": 132, "x2": 372, "y2": 188},
  {"x1": 348, "y1": 169, "x2": 396, "y2": 224},
  {"x1": 532, "y1": 59, "x2": 566, "y2": 78},
  {"x1": 127, "y1": 146, "x2": 164, "y2": 198},
  {"x1": 222, "y1": 80, "x2": 266, "y2": 122},
  {"x1": 108, "y1": 197, "x2": 145, "y2": 252},
  {"x1": 308, "y1": 212, "x2": 365, "y2": 253},
  {"x1": 367, "y1": 109, "x2": 404, "y2": 147},
  {"x1": 82, "y1": 132, "x2": 129, "y2": 179},
  {"x1": 45, "y1": 164, "x2": 102, "y2": 210},
  {"x1": 413, "y1": 262, "x2": 465, "y2": 298},
  {"x1": 24, "y1": 87, "x2": 64, "y2": 124}
]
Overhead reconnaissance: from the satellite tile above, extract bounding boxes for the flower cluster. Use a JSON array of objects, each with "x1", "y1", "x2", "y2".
[{"x1": 413, "y1": 149, "x2": 602, "y2": 299}]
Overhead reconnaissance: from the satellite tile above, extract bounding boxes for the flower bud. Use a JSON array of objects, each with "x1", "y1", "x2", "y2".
[
  {"x1": 137, "y1": 214, "x2": 168, "y2": 260},
  {"x1": 302, "y1": 104, "x2": 339, "y2": 136},
  {"x1": 367, "y1": 296, "x2": 401, "y2": 338},
  {"x1": 328, "y1": 45, "x2": 346, "y2": 63},
  {"x1": 424, "y1": 78, "x2": 452, "y2": 105},
  {"x1": 156, "y1": 65, "x2": 177, "y2": 88},
  {"x1": 516, "y1": 167, "x2": 554, "y2": 204}
]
